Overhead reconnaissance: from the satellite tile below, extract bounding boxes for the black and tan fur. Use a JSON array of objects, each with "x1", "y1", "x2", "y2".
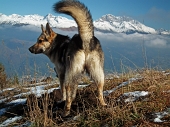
[{"x1": 29, "y1": 0, "x2": 106, "y2": 117}]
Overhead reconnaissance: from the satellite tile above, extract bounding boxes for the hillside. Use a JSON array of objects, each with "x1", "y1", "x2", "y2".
[{"x1": 0, "y1": 69, "x2": 170, "y2": 126}]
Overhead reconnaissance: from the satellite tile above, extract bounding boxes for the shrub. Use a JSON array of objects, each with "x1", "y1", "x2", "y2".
[{"x1": 0, "y1": 63, "x2": 7, "y2": 90}]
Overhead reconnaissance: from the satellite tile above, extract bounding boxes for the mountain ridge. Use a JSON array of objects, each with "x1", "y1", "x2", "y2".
[{"x1": 0, "y1": 13, "x2": 170, "y2": 35}]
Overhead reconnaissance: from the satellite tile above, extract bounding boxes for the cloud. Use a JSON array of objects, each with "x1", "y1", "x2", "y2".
[
  {"x1": 16, "y1": 25, "x2": 170, "y2": 49},
  {"x1": 146, "y1": 38, "x2": 167, "y2": 48},
  {"x1": 19, "y1": 25, "x2": 41, "y2": 32},
  {"x1": 95, "y1": 32, "x2": 143, "y2": 43},
  {"x1": 95, "y1": 31, "x2": 170, "y2": 48},
  {"x1": 142, "y1": 33, "x2": 170, "y2": 48}
]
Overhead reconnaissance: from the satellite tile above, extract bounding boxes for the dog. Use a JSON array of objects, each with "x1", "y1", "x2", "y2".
[{"x1": 29, "y1": 0, "x2": 106, "y2": 117}]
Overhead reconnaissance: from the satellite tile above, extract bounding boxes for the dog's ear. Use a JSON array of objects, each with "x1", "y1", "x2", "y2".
[
  {"x1": 46, "y1": 23, "x2": 53, "y2": 36},
  {"x1": 41, "y1": 24, "x2": 45, "y2": 33}
]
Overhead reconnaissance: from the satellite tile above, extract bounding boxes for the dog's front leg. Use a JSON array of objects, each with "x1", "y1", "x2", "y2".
[
  {"x1": 61, "y1": 85, "x2": 66, "y2": 101},
  {"x1": 58, "y1": 73, "x2": 66, "y2": 101}
]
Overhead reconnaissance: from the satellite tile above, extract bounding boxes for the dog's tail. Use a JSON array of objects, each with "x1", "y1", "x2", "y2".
[{"x1": 53, "y1": 0, "x2": 94, "y2": 50}]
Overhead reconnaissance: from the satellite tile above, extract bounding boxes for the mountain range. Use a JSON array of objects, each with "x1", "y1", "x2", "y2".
[{"x1": 0, "y1": 13, "x2": 170, "y2": 35}]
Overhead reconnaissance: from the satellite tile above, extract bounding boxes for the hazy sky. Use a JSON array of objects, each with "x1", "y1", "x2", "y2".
[{"x1": 0, "y1": 0, "x2": 170, "y2": 30}]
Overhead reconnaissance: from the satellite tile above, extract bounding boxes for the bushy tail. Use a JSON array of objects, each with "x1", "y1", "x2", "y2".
[{"x1": 53, "y1": 0, "x2": 94, "y2": 50}]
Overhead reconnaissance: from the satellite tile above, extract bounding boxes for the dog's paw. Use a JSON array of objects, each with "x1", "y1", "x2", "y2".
[
  {"x1": 62, "y1": 110, "x2": 70, "y2": 117},
  {"x1": 100, "y1": 100, "x2": 107, "y2": 106},
  {"x1": 61, "y1": 97, "x2": 66, "y2": 101},
  {"x1": 101, "y1": 103, "x2": 107, "y2": 107},
  {"x1": 56, "y1": 100, "x2": 65, "y2": 109}
]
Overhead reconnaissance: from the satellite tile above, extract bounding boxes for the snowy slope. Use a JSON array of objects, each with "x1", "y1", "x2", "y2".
[
  {"x1": 0, "y1": 13, "x2": 77, "y2": 28},
  {"x1": 94, "y1": 14, "x2": 157, "y2": 34},
  {"x1": 0, "y1": 13, "x2": 169, "y2": 35}
]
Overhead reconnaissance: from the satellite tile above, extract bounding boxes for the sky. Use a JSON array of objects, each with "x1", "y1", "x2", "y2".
[{"x1": 0, "y1": 0, "x2": 170, "y2": 30}]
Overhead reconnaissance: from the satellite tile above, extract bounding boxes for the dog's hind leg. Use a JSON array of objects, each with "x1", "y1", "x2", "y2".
[
  {"x1": 86, "y1": 53, "x2": 107, "y2": 106},
  {"x1": 93, "y1": 70, "x2": 106, "y2": 106},
  {"x1": 63, "y1": 83, "x2": 78, "y2": 117},
  {"x1": 63, "y1": 50, "x2": 85, "y2": 116},
  {"x1": 96, "y1": 72, "x2": 107, "y2": 106}
]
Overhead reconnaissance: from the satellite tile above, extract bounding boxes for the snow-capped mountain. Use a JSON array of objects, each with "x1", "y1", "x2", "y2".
[
  {"x1": 0, "y1": 13, "x2": 169, "y2": 35},
  {"x1": 94, "y1": 14, "x2": 157, "y2": 34},
  {"x1": 0, "y1": 13, "x2": 77, "y2": 28}
]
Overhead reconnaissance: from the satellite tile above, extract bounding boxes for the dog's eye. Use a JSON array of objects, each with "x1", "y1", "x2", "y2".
[{"x1": 39, "y1": 40, "x2": 43, "y2": 43}]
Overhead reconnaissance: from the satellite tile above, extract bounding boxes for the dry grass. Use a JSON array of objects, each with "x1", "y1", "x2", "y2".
[
  {"x1": 24, "y1": 69, "x2": 170, "y2": 127},
  {"x1": 0, "y1": 69, "x2": 170, "y2": 126}
]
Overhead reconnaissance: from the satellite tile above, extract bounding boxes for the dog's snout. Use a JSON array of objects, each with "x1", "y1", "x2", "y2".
[
  {"x1": 28, "y1": 45, "x2": 44, "y2": 54},
  {"x1": 29, "y1": 46, "x2": 38, "y2": 54},
  {"x1": 29, "y1": 46, "x2": 34, "y2": 53}
]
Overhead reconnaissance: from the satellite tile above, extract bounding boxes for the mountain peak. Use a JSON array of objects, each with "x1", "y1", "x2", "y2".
[
  {"x1": 94, "y1": 14, "x2": 157, "y2": 34},
  {"x1": 44, "y1": 13, "x2": 54, "y2": 19},
  {"x1": 0, "y1": 13, "x2": 169, "y2": 35},
  {"x1": 100, "y1": 14, "x2": 133, "y2": 22}
]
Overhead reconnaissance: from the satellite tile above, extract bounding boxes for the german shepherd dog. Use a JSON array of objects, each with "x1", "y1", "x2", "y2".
[{"x1": 29, "y1": 0, "x2": 106, "y2": 117}]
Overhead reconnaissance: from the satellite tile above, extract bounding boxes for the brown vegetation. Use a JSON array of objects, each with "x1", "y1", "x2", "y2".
[{"x1": 0, "y1": 68, "x2": 170, "y2": 127}]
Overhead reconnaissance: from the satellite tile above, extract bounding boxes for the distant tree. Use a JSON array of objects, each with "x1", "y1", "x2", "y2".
[{"x1": 0, "y1": 63, "x2": 7, "y2": 90}]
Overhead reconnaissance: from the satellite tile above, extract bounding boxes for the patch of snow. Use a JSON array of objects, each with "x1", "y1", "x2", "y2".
[
  {"x1": 154, "y1": 118, "x2": 163, "y2": 122},
  {"x1": 23, "y1": 83, "x2": 60, "y2": 97},
  {"x1": 103, "y1": 77, "x2": 140, "y2": 96},
  {"x1": 0, "y1": 99, "x2": 27, "y2": 116},
  {"x1": 0, "y1": 88, "x2": 15, "y2": 94},
  {"x1": 23, "y1": 83, "x2": 88, "y2": 97},
  {"x1": 0, "y1": 108, "x2": 7, "y2": 116},
  {"x1": 153, "y1": 111, "x2": 168, "y2": 122},
  {"x1": 0, "y1": 98, "x2": 8, "y2": 103},
  {"x1": 0, "y1": 116, "x2": 22, "y2": 126},
  {"x1": 9, "y1": 98, "x2": 27, "y2": 105},
  {"x1": 27, "y1": 84, "x2": 59, "y2": 97},
  {"x1": 123, "y1": 91, "x2": 149, "y2": 102},
  {"x1": 14, "y1": 121, "x2": 32, "y2": 127},
  {"x1": 78, "y1": 84, "x2": 89, "y2": 89},
  {"x1": 13, "y1": 92, "x2": 28, "y2": 98}
]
